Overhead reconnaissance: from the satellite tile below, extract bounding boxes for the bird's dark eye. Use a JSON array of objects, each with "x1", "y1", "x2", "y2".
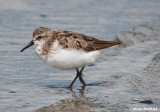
[{"x1": 37, "y1": 36, "x2": 42, "y2": 39}]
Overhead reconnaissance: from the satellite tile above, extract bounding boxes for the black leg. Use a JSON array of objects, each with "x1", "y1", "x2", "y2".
[
  {"x1": 78, "y1": 67, "x2": 86, "y2": 86},
  {"x1": 68, "y1": 67, "x2": 86, "y2": 88},
  {"x1": 68, "y1": 69, "x2": 79, "y2": 88}
]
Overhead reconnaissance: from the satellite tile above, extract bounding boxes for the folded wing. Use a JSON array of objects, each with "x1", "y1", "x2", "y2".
[{"x1": 53, "y1": 30, "x2": 121, "y2": 52}]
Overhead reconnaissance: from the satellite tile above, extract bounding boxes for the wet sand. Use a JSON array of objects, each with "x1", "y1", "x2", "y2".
[{"x1": 0, "y1": 0, "x2": 160, "y2": 112}]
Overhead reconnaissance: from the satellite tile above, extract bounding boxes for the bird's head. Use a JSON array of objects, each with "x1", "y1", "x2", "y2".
[{"x1": 20, "y1": 27, "x2": 52, "y2": 52}]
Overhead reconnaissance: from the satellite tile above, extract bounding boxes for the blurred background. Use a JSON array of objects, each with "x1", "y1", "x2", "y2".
[{"x1": 0, "y1": 0, "x2": 160, "y2": 112}]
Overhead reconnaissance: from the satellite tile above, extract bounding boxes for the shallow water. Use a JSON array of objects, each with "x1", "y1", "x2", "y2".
[{"x1": 0, "y1": 0, "x2": 160, "y2": 112}]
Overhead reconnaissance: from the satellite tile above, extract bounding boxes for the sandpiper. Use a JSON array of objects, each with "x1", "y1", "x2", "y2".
[{"x1": 20, "y1": 27, "x2": 121, "y2": 88}]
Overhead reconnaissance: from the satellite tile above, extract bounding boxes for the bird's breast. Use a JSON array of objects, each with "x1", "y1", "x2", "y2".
[
  {"x1": 38, "y1": 47, "x2": 100, "y2": 70},
  {"x1": 35, "y1": 41, "x2": 100, "y2": 70},
  {"x1": 35, "y1": 45, "x2": 48, "y2": 61}
]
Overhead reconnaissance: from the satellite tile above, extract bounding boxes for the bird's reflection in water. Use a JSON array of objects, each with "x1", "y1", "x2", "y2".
[
  {"x1": 37, "y1": 86, "x2": 105, "y2": 112},
  {"x1": 68, "y1": 86, "x2": 86, "y2": 97}
]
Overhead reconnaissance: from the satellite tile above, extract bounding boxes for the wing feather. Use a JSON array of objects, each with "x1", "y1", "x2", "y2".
[{"x1": 52, "y1": 30, "x2": 121, "y2": 52}]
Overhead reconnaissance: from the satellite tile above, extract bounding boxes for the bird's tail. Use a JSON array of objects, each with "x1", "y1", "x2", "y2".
[
  {"x1": 113, "y1": 34, "x2": 122, "y2": 45},
  {"x1": 92, "y1": 34, "x2": 122, "y2": 50}
]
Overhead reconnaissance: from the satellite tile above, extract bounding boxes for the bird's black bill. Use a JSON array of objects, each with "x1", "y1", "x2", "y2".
[{"x1": 20, "y1": 41, "x2": 34, "y2": 52}]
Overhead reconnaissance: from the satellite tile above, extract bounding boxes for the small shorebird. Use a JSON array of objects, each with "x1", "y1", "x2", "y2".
[{"x1": 20, "y1": 27, "x2": 121, "y2": 88}]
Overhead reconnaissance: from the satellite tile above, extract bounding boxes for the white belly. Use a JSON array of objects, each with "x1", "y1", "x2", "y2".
[{"x1": 37, "y1": 48, "x2": 100, "y2": 70}]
